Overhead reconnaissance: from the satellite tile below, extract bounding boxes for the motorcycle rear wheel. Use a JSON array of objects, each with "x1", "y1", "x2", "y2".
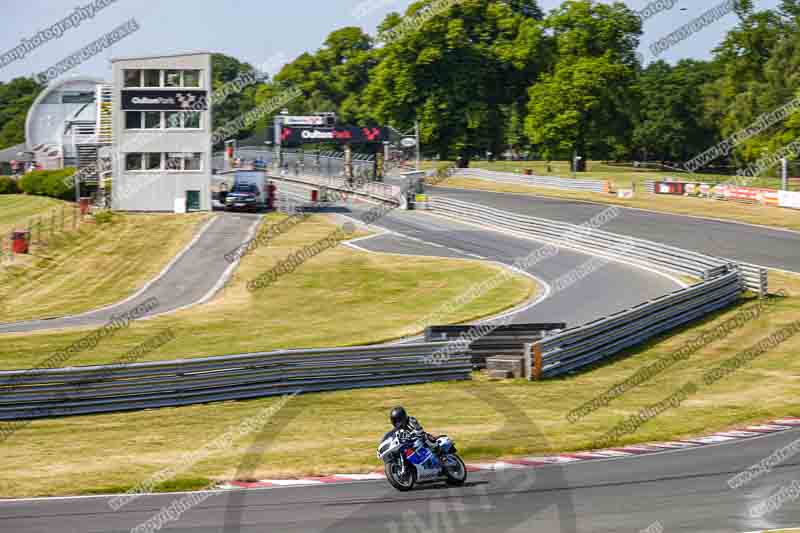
[
  {"x1": 443, "y1": 454, "x2": 467, "y2": 486},
  {"x1": 385, "y1": 460, "x2": 416, "y2": 491}
]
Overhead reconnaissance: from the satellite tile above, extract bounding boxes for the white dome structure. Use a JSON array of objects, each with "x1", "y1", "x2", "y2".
[{"x1": 25, "y1": 77, "x2": 109, "y2": 168}]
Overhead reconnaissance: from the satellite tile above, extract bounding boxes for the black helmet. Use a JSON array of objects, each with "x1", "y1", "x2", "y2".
[{"x1": 390, "y1": 406, "x2": 408, "y2": 429}]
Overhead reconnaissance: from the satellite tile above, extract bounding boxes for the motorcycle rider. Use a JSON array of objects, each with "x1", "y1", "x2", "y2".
[{"x1": 385, "y1": 406, "x2": 439, "y2": 452}]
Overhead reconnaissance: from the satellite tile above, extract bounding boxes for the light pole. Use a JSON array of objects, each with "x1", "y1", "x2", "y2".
[
  {"x1": 414, "y1": 120, "x2": 420, "y2": 171},
  {"x1": 781, "y1": 157, "x2": 789, "y2": 190}
]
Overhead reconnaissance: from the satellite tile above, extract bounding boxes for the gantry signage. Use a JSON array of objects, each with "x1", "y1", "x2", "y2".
[
  {"x1": 281, "y1": 116, "x2": 327, "y2": 126},
  {"x1": 279, "y1": 126, "x2": 389, "y2": 144}
]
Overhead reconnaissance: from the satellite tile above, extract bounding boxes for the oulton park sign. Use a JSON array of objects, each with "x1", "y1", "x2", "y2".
[
  {"x1": 279, "y1": 126, "x2": 389, "y2": 144},
  {"x1": 121, "y1": 90, "x2": 209, "y2": 111}
]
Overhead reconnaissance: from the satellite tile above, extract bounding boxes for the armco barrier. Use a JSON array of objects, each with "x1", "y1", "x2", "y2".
[
  {"x1": 426, "y1": 197, "x2": 769, "y2": 378},
  {"x1": 454, "y1": 168, "x2": 610, "y2": 193},
  {"x1": 525, "y1": 271, "x2": 743, "y2": 379},
  {"x1": 0, "y1": 343, "x2": 471, "y2": 420},
  {"x1": 264, "y1": 171, "x2": 406, "y2": 207},
  {"x1": 425, "y1": 323, "x2": 566, "y2": 367},
  {"x1": 428, "y1": 196, "x2": 768, "y2": 295}
]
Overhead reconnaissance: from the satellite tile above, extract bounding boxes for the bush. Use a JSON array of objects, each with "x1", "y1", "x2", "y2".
[
  {"x1": 435, "y1": 162, "x2": 452, "y2": 179},
  {"x1": 0, "y1": 176, "x2": 19, "y2": 194},
  {"x1": 93, "y1": 210, "x2": 118, "y2": 225},
  {"x1": 18, "y1": 168, "x2": 76, "y2": 200}
]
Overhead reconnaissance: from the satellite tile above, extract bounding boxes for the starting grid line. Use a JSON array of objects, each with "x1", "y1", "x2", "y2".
[{"x1": 215, "y1": 417, "x2": 800, "y2": 491}]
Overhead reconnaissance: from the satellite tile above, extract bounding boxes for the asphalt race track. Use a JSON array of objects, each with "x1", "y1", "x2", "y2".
[
  {"x1": 3, "y1": 427, "x2": 799, "y2": 532},
  {"x1": 0, "y1": 214, "x2": 261, "y2": 335},
  {"x1": 228, "y1": 179, "x2": 684, "y2": 326},
  {"x1": 5, "y1": 179, "x2": 800, "y2": 533},
  {"x1": 352, "y1": 208, "x2": 682, "y2": 326},
  {"x1": 432, "y1": 186, "x2": 800, "y2": 272}
]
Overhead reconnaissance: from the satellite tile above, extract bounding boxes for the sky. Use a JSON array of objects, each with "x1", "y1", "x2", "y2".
[{"x1": 0, "y1": 0, "x2": 783, "y2": 84}]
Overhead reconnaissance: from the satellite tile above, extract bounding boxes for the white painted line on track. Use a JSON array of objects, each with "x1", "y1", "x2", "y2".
[
  {"x1": 421, "y1": 209, "x2": 690, "y2": 290},
  {"x1": 3, "y1": 424, "x2": 799, "y2": 504},
  {"x1": 189, "y1": 216, "x2": 262, "y2": 307},
  {"x1": 439, "y1": 183, "x2": 800, "y2": 237},
  {"x1": 0, "y1": 214, "x2": 261, "y2": 332},
  {"x1": 58, "y1": 214, "x2": 220, "y2": 320},
  {"x1": 338, "y1": 215, "x2": 554, "y2": 332},
  {"x1": 740, "y1": 527, "x2": 800, "y2": 533}
]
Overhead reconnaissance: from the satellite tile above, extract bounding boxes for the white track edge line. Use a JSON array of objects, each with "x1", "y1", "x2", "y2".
[
  {"x1": 3, "y1": 425, "x2": 797, "y2": 504},
  {"x1": 440, "y1": 182, "x2": 800, "y2": 236}
]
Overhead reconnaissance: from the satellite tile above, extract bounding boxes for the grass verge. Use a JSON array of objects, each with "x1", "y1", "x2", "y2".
[
  {"x1": 0, "y1": 212, "x2": 210, "y2": 322},
  {"x1": 1, "y1": 268, "x2": 797, "y2": 498},
  {"x1": 0, "y1": 213, "x2": 537, "y2": 369},
  {"x1": 439, "y1": 176, "x2": 800, "y2": 232},
  {"x1": 0, "y1": 194, "x2": 66, "y2": 237}
]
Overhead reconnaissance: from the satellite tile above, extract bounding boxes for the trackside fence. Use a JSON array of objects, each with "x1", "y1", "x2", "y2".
[
  {"x1": 454, "y1": 168, "x2": 610, "y2": 193},
  {"x1": 265, "y1": 171, "x2": 402, "y2": 206},
  {"x1": 0, "y1": 343, "x2": 471, "y2": 420},
  {"x1": 425, "y1": 197, "x2": 771, "y2": 378},
  {"x1": 524, "y1": 271, "x2": 743, "y2": 379},
  {"x1": 1, "y1": 203, "x2": 88, "y2": 266},
  {"x1": 428, "y1": 196, "x2": 767, "y2": 295}
]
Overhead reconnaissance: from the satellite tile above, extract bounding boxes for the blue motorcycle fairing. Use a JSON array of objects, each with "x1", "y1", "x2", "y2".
[{"x1": 405, "y1": 444, "x2": 440, "y2": 471}]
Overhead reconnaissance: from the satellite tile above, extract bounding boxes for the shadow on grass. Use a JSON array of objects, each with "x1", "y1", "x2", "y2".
[{"x1": 82, "y1": 477, "x2": 213, "y2": 496}]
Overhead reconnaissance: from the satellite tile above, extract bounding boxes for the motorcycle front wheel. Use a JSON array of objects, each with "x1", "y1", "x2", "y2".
[
  {"x1": 385, "y1": 460, "x2": 416, "y2": 491},
  {"x1": 443, "y1": 454, "x2": 467, "y2": 486}
]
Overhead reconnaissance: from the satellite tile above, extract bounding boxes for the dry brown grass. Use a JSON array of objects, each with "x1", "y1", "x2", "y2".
[
  {"x1": 0, "y1": 212, "x2": 209, "y2": 322},
  {"x1": 0, "y1": 213, "x2": 536, "y2": 369},
  {"x1": 0, "y1": 195, "x2": 66, "y2": 237},
  {"x1": 2, "y1": 269, "x2": 797, "y2": 498}
]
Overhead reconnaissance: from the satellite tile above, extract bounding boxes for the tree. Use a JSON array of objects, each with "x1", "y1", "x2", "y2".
[
  {"x1": 364, "y1": 0, "x2": 548, "y2": 161},
  {"x1": 700, "y1": 0, "x2": 800, "y2": 168},
  {"x1": 526, "y1": 56, "x2": 631, "y2": 160},
  {"x1": 524, "y1": 0, "x2": 641, "y2": 162},
  {"x1": 632, "y1": 60, "x2": 718, "y2": 164},
  {"x1": 0, "y1": 77, "x2": 45, "y2": 150},
  {"x1": 272, "y1": 27, "x2": 377, "y2": 122},
  {"x1": 211, "y1": 53, "x2": 261, "y2": 144}
]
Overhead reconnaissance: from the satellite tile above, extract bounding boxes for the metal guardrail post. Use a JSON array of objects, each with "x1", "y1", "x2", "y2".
[
  {"x1": 532, "y1": 343, "x2": 543, "y2": 380},
  {"x1": 523, "y1": 343, "x2": 532, "y2": 380}
]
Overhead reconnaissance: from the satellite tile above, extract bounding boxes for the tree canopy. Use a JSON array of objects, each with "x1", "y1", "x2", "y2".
[
  {"x1": 3, "y1": 0, "x2": 800, "y2": 173},
  {"x1": 0, "y1": 77, "x2": 44, "y2": 150}
]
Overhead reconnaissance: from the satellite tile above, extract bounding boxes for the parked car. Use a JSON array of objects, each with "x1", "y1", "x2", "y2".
[{"x1": 225, "y1": 183, "x2": 262, "y2": 211}]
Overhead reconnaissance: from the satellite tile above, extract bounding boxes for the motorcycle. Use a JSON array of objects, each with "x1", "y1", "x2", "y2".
[{"x1": 377, "y1": 430, "x2": 468, "y2": 491}]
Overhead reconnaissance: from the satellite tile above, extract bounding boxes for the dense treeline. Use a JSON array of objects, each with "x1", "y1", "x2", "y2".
[
  {"x1": 252, "y1": 0, "x2": 800, "y2": 171},
  {"x1": 1, "y1": 0, "x2": 799, "y2": 173},
  {"x1": 0, "y1": 77, "x2": 44, "y2": 150}
]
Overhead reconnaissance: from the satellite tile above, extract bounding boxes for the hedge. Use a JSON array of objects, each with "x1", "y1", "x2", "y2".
[
  {"x1": 0, "y1": 176, "x2": 20, "y2": 194},
  {"x1": 18, "y1": 168, "x2": 77, "y2": 200}
]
